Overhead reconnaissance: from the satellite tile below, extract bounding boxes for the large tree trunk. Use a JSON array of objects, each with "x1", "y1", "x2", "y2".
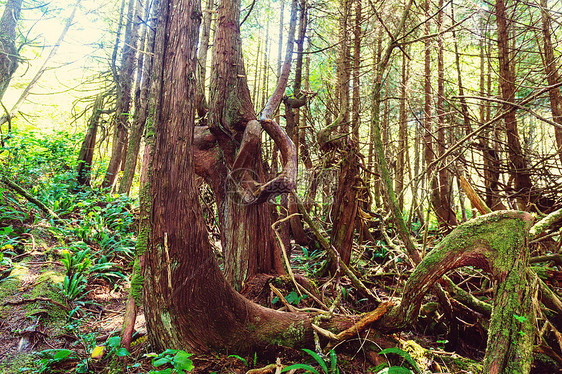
[
  {"x1": 194, "y1": 0, "x2": 301, "y2": 289},
  {"x1": 142, "y1": 0, "x2": 347, "y2": 353},
  {"x1": 376, "y1": 211, "x2": 537, "y2": 374},
  {"x1": 0, "y1": 0, "x2": 23, "y2": 101}
]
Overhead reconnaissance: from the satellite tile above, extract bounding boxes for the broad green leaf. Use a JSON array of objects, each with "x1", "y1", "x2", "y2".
[
  {"x1": 378, "y1": 348, "x2": 421, "y2": 374},
  {"x1": 386, "y1": 367, "x2": 414, "y2": 374},
  {"x1": 115, "y1": 347, "x2": 130, "y2": 357},
  {"x1": 150, "y1": 369, "x2": 172, "y2": 374},
  {"x1": 53, "y1": 349, "x2": 73, "y2": 360},
  {"x1": 302, "y1": 349, "x2": 328, "y2": 373},
  {"x1": 281, "y1": 363, "x2": 320, "y2": 374},
  {"x1": 107, "y1": 336, "x2": 121, "y2": 348},
  {"x1": 153, "y1": 356, "x2": 173, "y2": 367},
  {"x1": 173, "y1": 351, "x2": 194, "y2": 371}
]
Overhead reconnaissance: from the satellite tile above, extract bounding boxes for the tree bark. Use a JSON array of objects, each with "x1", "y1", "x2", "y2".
[
  {"x1": 195, "y1": 0, "x2": 214, "y2": 117},
  {"x1": 436, "y1": 0, "x2": 457, "y2": 227},
  {"x1": 495, "y1": 0, "x2": 534, "y2": 211},
  {"x1": 377, "y1": 211, "x2": 537, "y2": 374},
  {"x1": 197, "y1": 0, "x2": 300, "y2": 289},
  {"x1": 0, "y1": 0, "x2": 23, "y2": 101},
  {"x1": 76, "y1": 94, "x2": 106, "y2": 186},
  {"x1": 119, "y1": 0, "x2": 158, "y2": 195},
  {"x1": 103, "y1": 0, "x2": 142, "y2": 189},
  {"x1": 538, "y1": 0, "x2": 562, "y2": 165},
  {"x1": 142, "y1": 0, "x2": 350, "y2": 353}
]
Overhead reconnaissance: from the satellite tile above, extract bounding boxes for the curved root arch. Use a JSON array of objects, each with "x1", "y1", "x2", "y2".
[{"x1": 378, "y1": 211, "x2": 536, "y2": 374}]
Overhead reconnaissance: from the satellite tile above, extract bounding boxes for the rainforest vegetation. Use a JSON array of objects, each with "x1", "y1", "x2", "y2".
[{"x1": 0, "y1": 0, "x2": 561, "y2": 372}]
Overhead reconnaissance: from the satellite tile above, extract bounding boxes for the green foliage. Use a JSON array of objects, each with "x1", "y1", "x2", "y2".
[
  {"x1": 228, "y1": 354, "x2": 248, "y2": 366},
  {"x1": 272, "y1": 290, "x2": 308, "y2": 306},
  {"x1": 282, "y1": 349, "x2": 339, "y2": 374},
  {"x1": 36, "y1": 349, "x2": 75, "y2": 373},
  {"x1": 146, "y1": 349, "x2": 194, "y2": 374},
  {"x1": 57, "y1": 273, "x2": 89, "y2": 302},
  {"x1": 371, "y1": 347, "x2": 422, "y2": 374},
  {"x1": 293, "y1": 247, "x2": 324, "y2": 275},
  {"x1": 105, "y1": 336, "x2": 130, "y2": 358},
  {"x1": 0, "y1": 226, "x2": 17, "y2": 283}
]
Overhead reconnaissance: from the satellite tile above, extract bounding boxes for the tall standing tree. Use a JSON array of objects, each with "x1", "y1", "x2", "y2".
[
  {"x1": 538, "y1": 0, "x2": 562, "y2": 165},
  {"x1": 141, "y1": 0, "x2": 330, "y2": 353},
  {"x1": 103, "y1": 0, "x2": 143, "y2": 189},
  {"x1": 119, "y1": 0, "x2": 158, "y2": 195},
  {"x1": 0, "y1": 0, "x2": 22, "y2": 102}
]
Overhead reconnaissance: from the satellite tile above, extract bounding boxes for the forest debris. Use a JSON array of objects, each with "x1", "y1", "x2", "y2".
[
  {"x1": 0, "y1": 174, "x2": 63, "y2": 224},
  {"x1": 272, "y1": 214, "x2": 303, "y2": 297},
  {"x1": 3, "y1": 297, "x2": 68, "y2": 310},
  {"x1": 328, "y1": 302, "x2": 391, "y2": 347},
  {"x1": 269, "y1": 284, "x2": 298, "y2": 313},
  {"x1": 529, "y1": 207, "x2": 562, "y2": 239},
  {"x1": 311, "y1": 323, "x2": 338, "y2": 341},
  {"x1": 293, "y1": 192, "x2": 381, "y2": 303},
  {"x1": 459, "y1": 175, "x2": 492, "y2": 215},
  {"x1": 246, "y1": 358, "x2": 283, "y2": 374}
]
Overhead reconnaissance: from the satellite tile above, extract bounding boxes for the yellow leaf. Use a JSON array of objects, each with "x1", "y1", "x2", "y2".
[{"x1": 91, "y1": 346, "x2": 105, "y2": 359}]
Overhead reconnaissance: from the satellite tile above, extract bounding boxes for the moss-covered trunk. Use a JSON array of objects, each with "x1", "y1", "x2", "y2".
[{"x1": 377, "y1": 211, "x2": 537, "y2": 374}]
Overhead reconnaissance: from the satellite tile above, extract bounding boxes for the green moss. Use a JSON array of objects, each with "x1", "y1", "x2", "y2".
[
  {"x1": 439, "y1": 355, "x2": 483, "y2": 373},
  {"x1": 0, "y1": 278, "x2": 19, "y2": 318},
  {"x1": 130, "y1": 260, "x2": 144, "y2": 306},
  {"x1": 0, "y1": 353, "x2": 36, "y2": 374},
  {"x1": 269, "y1": 321, "x2": 306, "y2": 346}
]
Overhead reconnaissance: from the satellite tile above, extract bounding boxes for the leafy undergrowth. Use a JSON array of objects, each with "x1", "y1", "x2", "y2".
[{"x1": 1, "y1": 131, "x2": 560, "y2": 373}]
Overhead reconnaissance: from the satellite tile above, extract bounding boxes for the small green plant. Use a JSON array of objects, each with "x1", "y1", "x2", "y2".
[
  {"x1": 37, "y1": 349, "x2": 75, "y2": 373},
  {"x1": 371, "y1": 347, "x2": 422, "y2": 374},
  {"x1": 57, "y1": 273, "x2": 89, "y2": 302},
  {"x1": 282, "y1": 349, "x2": 338, "y2": 374},
  {"x1": 272, "y1": 291, "x2": 308, "y2": 306},
  {"x1": 105, "y1": 336, "x2": 130, "y2": 357},
  {"x1": 146, "y1": 349, "x2": 195, "y2": 374},
  {"x1": 228, "y1": 354, "x2": 248, "y2": 366}
]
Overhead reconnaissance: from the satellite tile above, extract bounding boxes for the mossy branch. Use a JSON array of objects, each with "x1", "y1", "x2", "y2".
[{"x1": 0, "y1": 173, "x2": 62, "y2": 223}]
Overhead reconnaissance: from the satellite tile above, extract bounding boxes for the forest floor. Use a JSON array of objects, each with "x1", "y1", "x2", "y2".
[{"x1": 0, "y1": 220, "x2": 559, "y2": 373}]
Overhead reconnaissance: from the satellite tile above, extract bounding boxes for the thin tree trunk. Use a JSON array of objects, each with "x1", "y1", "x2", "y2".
[
  {"x1": 422, "y1": 0, "x2": 441, "y2": 225},
  {"x1": 436, "y1": 0, "x2": 457, "y2": 227},
  {"x1": 103, "y1": 0, "x2": 142, "y2": 189},
  {"x1": 369, "y1": 29, "x2": 383, "y2": 209},
  {"x1": 396, "y1": 48, "x2": 407, "y2": 211},
  {"x1": 539, "y1": 0, "x2": 562, "y2": 165},
  {"x1": 119, "y1": 0, "x2": 158, "y2": 195},
  {"x1": 495, "y1": 0, "x2": 534, "y2": 210},
  {"x1": 284, "y1": 0, "x2": 310, "y2": 246},
  {"x1": 76, "y1": 94, "x2": 106, "y2": 186},
  {"x1": 195, "y1": 0, "x2": 214, "y2": 117},
  {"x1": 0, "y1": 0, "x2": 23, "y2": 101},
  {"x1": 0, "y1": 0, "x2": 80, "y2": 125}
]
